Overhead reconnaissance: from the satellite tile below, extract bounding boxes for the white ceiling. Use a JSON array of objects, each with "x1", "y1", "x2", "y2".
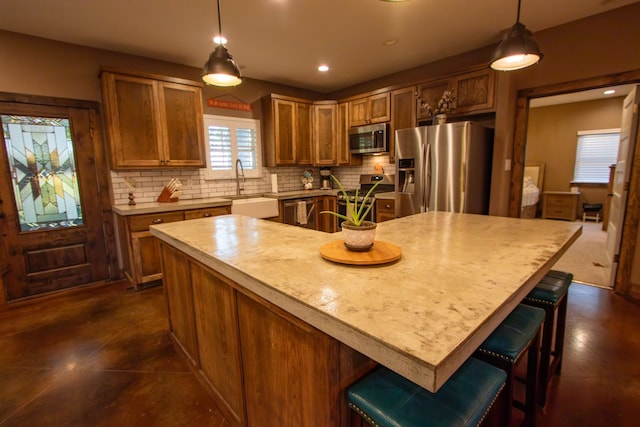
[{"x1": 0, "y1": 0, "x2": 638, "y2": 93}]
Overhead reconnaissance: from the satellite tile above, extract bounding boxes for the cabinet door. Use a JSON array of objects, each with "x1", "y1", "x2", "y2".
[
  {"x1": 390, "y1": 87, "x2": 416, "y2": 161},
  {"x1": 315, "y1": 196, "x2": 337, "y2": 233},
  {"x1": 296, "y1": 102, "x2": 313, "y2": 165},
  {"x1": 337, "y1": 102, "x2": 361, "y2": 166},
  {"x1": 273, "y1": 99, "x2": 296, "y2": 165},
  {"x1": 101, "y1": 73, "x2": 163, "y2": 168},
  {"x1": 160, "y1": 244, "x2": 199, "y2": 366},
  {"x1": 131, "y1": 231, "x2": 163, "y2": 285},
  {"x1": 369, "y1": 92, "x2": 391, "y2": 123},
  {"x1": 191, "y1": 263, "x2": 245, "y2": 426},
  {"x1": 376, "y1": 199, "x2": 396, "y2": 223},
  {"x1": 452, "y1": 68, "x2": 496, "y2": 115},
  {"x1": 237, "y1": 292, "x2": 339, "y2": 427},
  {"x1": 158, "y1": 82, "x2": 205, "y2": 167},
  {"x1": 416, "y1": 79, "x2": 450, "y2": 120},
  {"x1": 313, "y1": 104, "x2": 337, "y2": 166},
  {"x1": 348, "y1": 98, "x2": 369, "y2": 127}
]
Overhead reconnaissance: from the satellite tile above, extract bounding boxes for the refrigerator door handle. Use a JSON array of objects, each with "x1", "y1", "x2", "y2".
[{"x1": 423, "y1": 142, "x2": 431, "y2": 212}]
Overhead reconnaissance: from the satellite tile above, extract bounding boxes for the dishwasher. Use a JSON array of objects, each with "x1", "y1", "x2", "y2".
[{"x1": 282, "y1": 198, "x2": 316, "y2": 229}]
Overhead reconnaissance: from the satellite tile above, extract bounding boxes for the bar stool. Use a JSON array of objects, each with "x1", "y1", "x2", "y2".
[
  {"x1": 522, "y1": 270, "x2": 573, "y2": 407},
  {"x1": 474, "y1": 304, "x2": 545, "y2": 427},
  {"x1": 347, "y1": 357, "x2": 507, "y2": 427}
]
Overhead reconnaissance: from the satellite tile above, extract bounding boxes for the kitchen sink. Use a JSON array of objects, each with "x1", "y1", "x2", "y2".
[{"x1": 231, "y1": 197, "x2": 279, "y2": 219}]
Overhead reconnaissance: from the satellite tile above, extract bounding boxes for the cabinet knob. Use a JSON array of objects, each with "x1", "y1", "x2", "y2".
[
  {"x1": 385, "y1": 204, "x2": 391, "y2": 209},
  {"x1": 152, "y1": 218, "x2": 164, "y2": 224},
  {"x1": 202, "y1": 213, "x2": 212, "y2": 218}
]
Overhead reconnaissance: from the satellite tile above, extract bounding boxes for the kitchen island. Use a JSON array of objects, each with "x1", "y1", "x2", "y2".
[{"x1": 150, "y1": 213, "x2": 581, "y2": 427}]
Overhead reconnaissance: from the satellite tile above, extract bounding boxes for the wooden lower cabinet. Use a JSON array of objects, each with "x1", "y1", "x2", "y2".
[
  {"x1": 159, "y1": 242, "x2": 375, "y2": 427},
  {"x1": 161, "y1": 245, "x2": 199, "y2": 366},
  {"x1": 375, "y1": 198, "x2": 396, "y2": 223},
  {"x1": 191, "y1": 262, "x2": 245, "y2": 425},
  {"x1": 116, "y1": 205, "x2": 230, "y2": 290},
  {"x1": 315, "y1": 195, "x2": 338, "y2": 233}
]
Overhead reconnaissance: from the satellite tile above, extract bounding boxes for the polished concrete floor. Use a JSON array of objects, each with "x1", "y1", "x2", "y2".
[{"x1": 1, "y1": 280, "x2": 639, "y2": 426}]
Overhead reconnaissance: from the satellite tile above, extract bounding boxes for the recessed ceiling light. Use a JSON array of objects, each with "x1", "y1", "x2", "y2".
[
  {"x1": 318, "y1": 65, "x2": 329, "y2": 72},
  {"x1": 603, "y1": 89, "x2": 616, "y2": 95},
  {"x1": 213, "y1": 35, "x2": 227, "y2": 45},
  {"x1": 383, "y1": 39, "x2": 398, "y2": 46}
]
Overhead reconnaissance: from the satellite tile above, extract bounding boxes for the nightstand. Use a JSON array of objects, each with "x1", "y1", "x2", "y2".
[{"x1": 542, "y1": 191, "x2": 580, "y2": 221}]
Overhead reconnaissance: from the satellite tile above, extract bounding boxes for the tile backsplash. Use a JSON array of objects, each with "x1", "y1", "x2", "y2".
[{"x1": 111, "y1": 155, "x2": 395, "y2": 205}]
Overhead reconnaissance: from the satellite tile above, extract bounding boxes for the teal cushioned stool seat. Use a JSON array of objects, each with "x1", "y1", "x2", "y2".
[
  {"x1": 347, "y1": 357, "x2": 506, "y2": 427},
  {"x1": 523, "y1": 270, "x2": 573, "y2": 407},
  {"x1": 475, "y1": 304, "x2": 545, "y2": 427}
]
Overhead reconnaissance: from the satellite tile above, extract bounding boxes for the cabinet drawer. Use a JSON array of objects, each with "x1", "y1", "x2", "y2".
[
  {"x1": 546, "y1": 197, "x2": 571, "y2": 207},
  {"x1": 128, "y1": 212, "x2": 185, "y2": 232},
  {"x1": 184, "y1": 206, "x2": 231, "y2": 220},
  {"x1": 376, "y1": 199, "x2": 395, "y2": 213}
]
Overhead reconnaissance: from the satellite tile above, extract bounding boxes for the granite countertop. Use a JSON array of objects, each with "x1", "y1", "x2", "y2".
[
  {"x1": 150, "y1": 213, "x2": 581, "y2": 392},
  {"x1": 374, "y1": 191, "x2": 396, "y2": 200},
  {"x1": 112, "y1": 197, "x2": 232, "y2": 216},
  {"x1": 263, "y1": 189, "x2": 338, "y2": 200}
]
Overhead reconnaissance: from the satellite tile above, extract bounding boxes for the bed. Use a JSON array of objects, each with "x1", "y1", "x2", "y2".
[{"x1": 521, "y1": 163, "x2": 544, "y2": 218}]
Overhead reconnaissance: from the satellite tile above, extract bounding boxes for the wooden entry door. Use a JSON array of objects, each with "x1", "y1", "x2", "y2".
[{"x1": 0, "y1": 96, "x2": 115, "y2": 303}]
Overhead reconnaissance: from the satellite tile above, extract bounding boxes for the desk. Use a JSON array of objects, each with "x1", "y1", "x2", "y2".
[
  {"x1": 543, "y1": 191, "x2": 581, "y2": 221},
  {"x1": 151, "y1": 213, "x2": 581, "y2": 426}
]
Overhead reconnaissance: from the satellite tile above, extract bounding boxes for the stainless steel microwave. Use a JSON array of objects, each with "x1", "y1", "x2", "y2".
[{"x1": 348, "y1": 123, "x2": 389, "y2": 154}]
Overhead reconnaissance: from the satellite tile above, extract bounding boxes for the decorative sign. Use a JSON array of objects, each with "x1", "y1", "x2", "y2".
[{"x1": 207, "y1": 98, "x2": 252, "y2": 112}]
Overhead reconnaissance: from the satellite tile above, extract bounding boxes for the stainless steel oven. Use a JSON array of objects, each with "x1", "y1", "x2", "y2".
[{"x1": 336, "y1": 174, "x2": 395, "y2": 223}]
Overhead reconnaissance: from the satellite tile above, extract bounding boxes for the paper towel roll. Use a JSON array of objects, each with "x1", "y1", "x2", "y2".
[{"x1": 270, "y1": 174, "x2": 278, "y2": 193}]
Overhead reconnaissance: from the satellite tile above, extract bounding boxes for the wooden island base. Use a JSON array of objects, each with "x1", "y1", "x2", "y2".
[{"x1": 160, "y1": 243, "x2": 376, "y2": 427}]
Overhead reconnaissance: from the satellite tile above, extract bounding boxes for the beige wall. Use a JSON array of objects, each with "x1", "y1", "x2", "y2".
[{"x1": 526, "y1": 97, "x2": 624, "y2": 210}]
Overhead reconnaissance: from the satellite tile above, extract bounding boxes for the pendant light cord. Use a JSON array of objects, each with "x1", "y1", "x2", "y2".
[
  {"x1": 217, "y1": 0, "x2": 223, "y2": 45},
  {"x1": 516, "y1": 0, "x2": 521, "y2": 23}
]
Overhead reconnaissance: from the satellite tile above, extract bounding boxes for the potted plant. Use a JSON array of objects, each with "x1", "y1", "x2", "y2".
[{"x1": 320, "y1": 175, "x2": 383, "y2": 251}]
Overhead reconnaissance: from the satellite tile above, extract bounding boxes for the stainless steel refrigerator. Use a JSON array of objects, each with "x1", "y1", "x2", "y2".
[{"x1": 395, "y1": 121, "x2": 493, "y2": 217}]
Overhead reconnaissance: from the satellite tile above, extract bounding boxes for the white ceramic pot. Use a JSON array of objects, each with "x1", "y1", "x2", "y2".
[{"x1": 341, "y1": 221, "x2": 377, "y2": 252}]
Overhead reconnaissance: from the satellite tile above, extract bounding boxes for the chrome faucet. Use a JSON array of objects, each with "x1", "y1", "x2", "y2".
[{"x1": 235, "y1": 158, "x2": 245, "y2": 196}]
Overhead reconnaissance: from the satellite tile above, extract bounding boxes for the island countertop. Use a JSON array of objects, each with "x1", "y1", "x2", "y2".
[{"x1": 150, "y1": 212, "x2": 581, "y2": 392}]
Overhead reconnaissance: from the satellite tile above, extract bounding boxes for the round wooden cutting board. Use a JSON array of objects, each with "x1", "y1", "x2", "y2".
[{"x1": 319, "y1": 240, "x2": 402, "y2": 265}]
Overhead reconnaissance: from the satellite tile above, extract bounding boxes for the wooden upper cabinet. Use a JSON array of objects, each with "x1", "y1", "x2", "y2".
[
  {"x1": 158, "y1": 82, "x2": 206, "y2": 167},
  {"x1": 416, "y1": 67, "x2": 496, "y2": 120},
  {"x1": 416, "y1": 79, "x2": 451, "y2": 120},
  {"x1": 313, "y1": 103, "x2": 337, "y2": 166},
  {"x1": 337, "y1": 102, "x2": 361, "y2": 166},
  {"x1": 452, "y1": 68, "x2": 496, "y2": 115},
  {"x1": 390, "y1": 87, "x2": 417, "y2": 161},
  {"x1": 262, "y1": 95, "x2": 313, "y2": 166},
  {"x1": 349, "y1": 92, "x2": 390, "y2": 127},
  {"x1": 296, "y1": 102, "x2": 313, "y2": 165},
  {"x1": 100, "y1": 69, "x2": 205, "y2": 169}
]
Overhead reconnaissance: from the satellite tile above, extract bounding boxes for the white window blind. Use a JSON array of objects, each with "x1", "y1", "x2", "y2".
[
  {"x1": 573, "y1": 129, "x2": 620, "y2": 184},
  {"x1": 203, "y1": 115, "x2": 262, "y2": 180}
]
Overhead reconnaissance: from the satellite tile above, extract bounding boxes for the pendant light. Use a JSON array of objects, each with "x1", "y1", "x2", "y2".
[
  {"x1": 489, "y1": 0, "x2": 543, "y2": 71},
  {"x1": 202, "y1": 0, "x2": 242, "y2": 86}
]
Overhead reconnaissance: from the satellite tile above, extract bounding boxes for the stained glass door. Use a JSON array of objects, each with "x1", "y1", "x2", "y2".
[
  {"x1": 2, "y1": 115, "x2": 84, "y2": 232},
  {"x1": 0, "y1": 99, "x2": 114, "y2": 302}
]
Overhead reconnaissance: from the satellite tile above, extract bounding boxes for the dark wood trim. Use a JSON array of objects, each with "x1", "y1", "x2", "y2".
[
  {"x1": 509, "y1": 70, "x2": 640, "y2": 296},
  {"x1": 99, "y1": 66, "x2": 203, "y2": 87},
  {"x1": 0, "y1": 92, "x2": 101, "y2": 110}
]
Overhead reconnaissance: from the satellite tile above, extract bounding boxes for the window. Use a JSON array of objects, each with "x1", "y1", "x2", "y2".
[
  {"x1": 573, "y1": 129, "x2": 620, "y2": 184},
  {"x1": 203, "y1": 115, "x2": 262, "y2": 180}
]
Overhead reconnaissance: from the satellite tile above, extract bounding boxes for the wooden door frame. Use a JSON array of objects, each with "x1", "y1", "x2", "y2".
[
  {"x1": 508, "y1": 70, "x2": 640, "y2": 295},
  {"x1": 0, "y1": 92, "x2": 118, "y2": 302}
]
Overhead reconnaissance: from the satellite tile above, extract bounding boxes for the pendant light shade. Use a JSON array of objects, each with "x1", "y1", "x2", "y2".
[
  {"x1": 202, "y1": 0, "x2": 242, "y2": 86},
  {"x1": 489, "y1": 0, "x2": 542, "y2": 71}
]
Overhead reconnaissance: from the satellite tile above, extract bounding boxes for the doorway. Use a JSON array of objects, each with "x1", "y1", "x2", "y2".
[
  {"x1": 0, "y1": 93, "x2": 117, "y2": 304},
  {"x1": 510, "y1": 71, "x2": 640, "y2": 296}
]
